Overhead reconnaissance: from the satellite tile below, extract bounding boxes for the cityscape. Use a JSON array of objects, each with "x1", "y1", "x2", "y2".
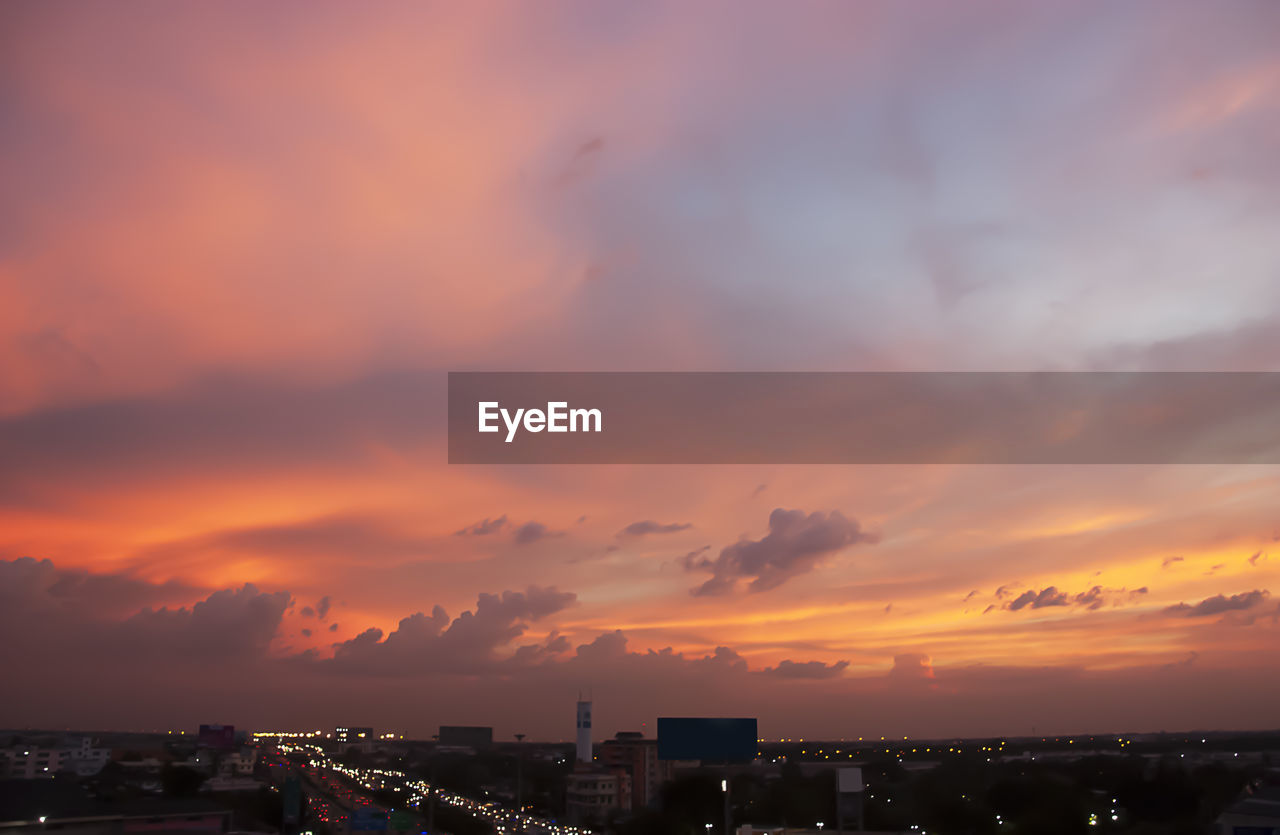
[
  {"x1": 4, "y1": 2, "x2": 1280, "y2": 835},
  {"x1": 3, "y1": 703, "x2": 1280, "y2": 835}
]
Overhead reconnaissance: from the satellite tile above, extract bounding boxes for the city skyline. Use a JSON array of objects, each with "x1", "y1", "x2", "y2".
[{"x1": 3, "y1": 1, "x2": 1280, "y2": 741}]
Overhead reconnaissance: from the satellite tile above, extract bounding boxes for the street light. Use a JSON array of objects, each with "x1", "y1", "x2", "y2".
[{"x1": 721, "y1": 779, "x2": 730, "y2": 835}]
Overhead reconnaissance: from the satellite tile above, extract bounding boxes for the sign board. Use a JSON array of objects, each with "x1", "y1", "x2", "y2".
[
  {"x1": 837, "y1": 767, "x2": 864, "y2": 793},
  {"x1": 197, "y1": 724, "x2": 236, "y2": 749},
  {"x1": 656, "y1": 717, "x2": 757, "y2": 762}
]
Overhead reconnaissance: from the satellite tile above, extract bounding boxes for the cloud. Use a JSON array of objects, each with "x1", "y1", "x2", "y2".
[
  {"x1": 1001, "y1": 584, "x2": 1148, "y2": 612},
  {"x1": 676, "y1": 545, "x2": 712, "y2": 571},
  {"x1": 0, "y1": 557, "x2": 203, "y2": 620},
  {"x1": 300, "y1": 595, "x2": 333, "y2": 620},
  {"x1": 1008, "y1": 586, "x2": 1070, "y2": 611},
  {"x1": 617, "y1": 520, "x2": 693, "y2": 538},
  {"x1": 455, "y1": 516, "x2": 509, "y2": 537},
  {"x1": 512, "y1": 521, "x2": 564, "y2": 546},
  {"x1": 690, "y1": 509, "x2": 877, "y2": 596},
  {"x1": 1163, "y1": 589, "x2": 1271, "y2": 618},
  {"x1": 137, "y1": 513, "x2": 438, "y2": 568},
  {"x1": 760, "y1": 659, "x2": 850, "y2": 679},
  {"x1": 1162, "y1": 556, "x2": 1185, "y2": 568},
  {"x1": 119, "y1": 584, "x2": 293, "y2": 659},
  {"x1": 326, "y1": 586, "x2": 577, "y2": 674},
  {"x1": 454, "y1": 516, "x2": 562, "y2": 546}
]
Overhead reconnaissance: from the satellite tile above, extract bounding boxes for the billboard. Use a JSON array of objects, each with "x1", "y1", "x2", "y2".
[
  {"x1": 838, "y1": 767, "x2": 864, "y2": 793},
  {"x1": 437, "y1": 725, "x2": 493, "y2": 748},
  {"x1": 197, "y1": 724, "x2": 235, "y2": 749},
  {"x1": 656, "y1": 717, "x2": 757, "y2": 762}
]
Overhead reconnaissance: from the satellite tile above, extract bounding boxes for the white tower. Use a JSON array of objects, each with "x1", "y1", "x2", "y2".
[{"x1": 575, "y1": 699, "x2": 592, "y2": 764}]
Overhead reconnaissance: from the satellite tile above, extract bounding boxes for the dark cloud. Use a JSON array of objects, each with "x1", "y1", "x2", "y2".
[
  {"x1": 329, "y1": 623, "x2": 339, "y2": 632},
  {"x1": 690, "y1": 509, "x2": 876, "y2": 596},
  {"x1": 326, "y1": 586, "x2": 577, "y2": 674},
  {"x1": 0, "y1": 557, "x2": 203, "y2": 619},
  {"x1": 1163, "y1": 589, "x2": 1271, "y2": 618},
  {"x1": 316, "y1": 595, "x2": 332, "y2": 619},
  {"x1": 455, "y1": 516, "x2": 509, "y2": 537},
  {"x1": 1248, "y1": 551, "x2": 1264, "y2": 566},
  {"x1": 676, "y1": 545, "x2": 712, "y2": 571},
  {"x1": 302, "y1": 628, "x2": 312, "y2": 637},
  {"x1": 119, "y1": 584, "x2": 292, "y2": 659},
  {"x1": 760, "y1": 659, "x2": 850, "y2": 680},
  {"x1": 512, "y1": 521, "x2": 564, "y2": 546},
  {"x1": 617, "y1": 520, "x2": 693, "y2": 538},
  {"x1": 1162, "y1": 555, "x2": 1184, "y2": 568},
  {"x1": 995, "y1": 583, "x2": 1147, "y2": 613},
  {"x1": 1073, "y1": 586, "x2": 1106, "y2": 610},
  {"x1": 301, "y1": 606, "x2": 316, "y2": 618},
  {"x1": 1008, "y1": 586, "x2": 1069, "y2": 611}
]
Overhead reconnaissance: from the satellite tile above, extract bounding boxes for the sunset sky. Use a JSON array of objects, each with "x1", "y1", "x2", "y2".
[{"x1": 2, "y1": 1, "x2": 1279, "y2": 741}]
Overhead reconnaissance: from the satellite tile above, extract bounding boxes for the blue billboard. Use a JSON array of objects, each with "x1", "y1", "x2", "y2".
[{"x1": 657, "y1": 717, "x2": 757, "y2": 762}]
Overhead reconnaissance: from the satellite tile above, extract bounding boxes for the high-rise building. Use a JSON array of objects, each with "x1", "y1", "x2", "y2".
[
  {"x1": 598, "y1": 731, "x2": 673, "y2": 810},
  {"x1": 576, "y1": 700, "x2": 592, "y2": 764}
]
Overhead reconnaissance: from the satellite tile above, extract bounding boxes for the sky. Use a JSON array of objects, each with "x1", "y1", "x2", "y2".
[{"x1": 2, "y1": 0, "x2": 1279, "y2": 742}]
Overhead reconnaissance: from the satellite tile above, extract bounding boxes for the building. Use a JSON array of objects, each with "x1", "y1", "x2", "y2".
[
  {"x1": 576, "y1": 700, "x2": 592, "y2": 764},
  {"x1": 565, "y1": 769, "x2": 631, "y2": 826},
  {"x1": 1, "y1": 738, "x2": 111, "y2": 779},
  {"x1": 1215, "y1": 785, "x2": 1280, "y2": 834},
  {"x1": 437, "y1": 726, "x2": 493, "y2": 749},
  {"x1": 564, "y1": 698, "x2": 631, "y2": 826},
  {"x1": 597, "y1": 732, "x2": 673, "y2": 810},
  {"x1": 335, "y1": 727, "x2": 375, "y2": 754}
]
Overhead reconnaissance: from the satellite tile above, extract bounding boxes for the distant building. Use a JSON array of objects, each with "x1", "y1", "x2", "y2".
[
  {"x1": 576, "y1": 700, "x2": 592, "y2": 764},
  {"x1": 335, "y1": 727, "x2": 375, "y2": 754},
  {"x1": 598, "y1": 732, "x2": 673, "y2": 810},
  {"x1": 1, "y1": 738, "x2": 110, "y2": 779},
  {"x1": 565, "y1": 768, "x2": 631, "y2": 826},
  {"x1": 564, "y1": 698, "x2": 631, "y2": 826},
  {"x1": 1215, "y1": 784, "x2": 1280, "y2": 834},
  {"x1": 437, "y1": 726, "x2": 493, "y2": 749}
]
